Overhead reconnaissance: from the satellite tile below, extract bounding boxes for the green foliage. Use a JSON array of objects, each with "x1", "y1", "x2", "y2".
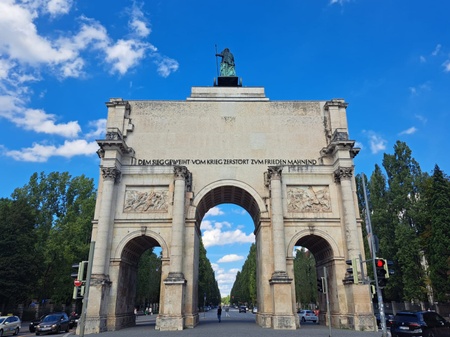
[
  {"x1": 358, "y1": 141, "x2": 450, "y2": 303},
  {"x1": 7, "y1": 172, "x2": 96, "y2": 305},
  {"x1": 424, "y1": 166, "x2": 450, "y2": 302},
  {"x1": 293, "y1": 248, "x2": 317, "y2": 307},
  {"x1": 230, "y1": 243, "x2": 257, "y2": 306},
  {"x1": 198, "y1": 239, "x2": 221, "y2": 307},
  {"x1": 0, "y1": 198, "x2": 38, "y2": 312},
  {"x1": 135, "y1": 249, "x2": 161, "y2": 306}
]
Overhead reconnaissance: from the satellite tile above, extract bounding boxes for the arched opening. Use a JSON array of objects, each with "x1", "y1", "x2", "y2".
[
  {"x1": 111, "y1": 235, "x2": 162, "y2": 329},
  {"x1": 292, "y1": 234, "x2": 335, "y2": 325},
  {"x1": 193, "y1": 183, "x2": 262, "y2": 324}
]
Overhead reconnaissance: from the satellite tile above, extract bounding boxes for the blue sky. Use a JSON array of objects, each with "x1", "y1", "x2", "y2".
[{"x1": 1, "y1": 0, "x2": 450, "y2": 296}]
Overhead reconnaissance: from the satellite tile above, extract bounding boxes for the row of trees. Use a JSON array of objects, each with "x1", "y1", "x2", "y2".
[
  {"x1": 0, "y1": 172, "x2": 96, "y2": 313},
  {"x1": 356, "y1": 141, "x2": 450, "y2": 303}
]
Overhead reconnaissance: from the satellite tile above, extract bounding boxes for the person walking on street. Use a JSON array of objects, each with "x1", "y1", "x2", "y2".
[
  {"x1": 217, "y1": 306, "x2": 222, "y2": 323},
  {"x1": 225, "y1": 306, "x2": 230, "y2": 317}
]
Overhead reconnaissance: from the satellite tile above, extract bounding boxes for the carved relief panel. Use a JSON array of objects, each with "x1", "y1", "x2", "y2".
[
  {"x1": 124, "y1": 187, "x2": 169, "y2": 213},
  {"x1": 287, "y1": 186, "x2": 331, "y2": 213}
]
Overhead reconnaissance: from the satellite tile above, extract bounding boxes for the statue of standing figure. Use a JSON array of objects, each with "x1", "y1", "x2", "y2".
[{"x1": 216, "y1": 48, "x2": 236, "y2": 77}]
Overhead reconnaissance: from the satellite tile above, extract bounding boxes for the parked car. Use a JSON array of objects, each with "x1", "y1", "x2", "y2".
[
  {"x1": 69, "y1": 313, "x2": 80, "y2": 329},
  {"x1": 375, "y1": 313, "x2": 395, "y2": 328},
  {"x1": 29, "y1": 315, "x2": 46, "y2": 333},
  {"x1": 35, "y1": 312, "x2": 70, "y2": 335},
  {"x1": 390, "y1": 311, "x2": 450, "y2": 337},
  {"x1": 239, "y1": 306, "x2": 247, "y2": 313},
  {"x1": 252, "y1": 307, "x2": 258, "y2": 314},
  {"x1": 0, "y1": 316, "x2": 21, "y2": 336},
  {"x1": 298, "y1": 309, "x2": 319, "y2": 324}
]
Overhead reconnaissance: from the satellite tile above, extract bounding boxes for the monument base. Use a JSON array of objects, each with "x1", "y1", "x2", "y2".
[{"x1": 214, "y1": 76, "x2": 242, "y2": 87}]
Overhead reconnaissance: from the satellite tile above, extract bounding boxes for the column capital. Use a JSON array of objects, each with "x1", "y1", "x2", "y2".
[
  {"x1": 334, "y1": 166, "x2": 353, "y2": 183},
  {"x1": 101, "y1": 167, "x2": 121, "y2": 183},
  {"x1": 267, "y1": 166, "x2": 283, "y2": 181}
]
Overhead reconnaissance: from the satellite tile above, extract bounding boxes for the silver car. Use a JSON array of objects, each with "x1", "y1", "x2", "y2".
[
  {"x1": 0, "y1": 315, "x2": 21, "y2": 336},
  {"x1": 298, "y1": 309, "x2": 318, "y2": 323}
]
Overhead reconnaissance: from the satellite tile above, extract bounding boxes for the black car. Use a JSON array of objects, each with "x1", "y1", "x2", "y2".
[
  {"x1": 35, "y1": 313, "x2": 70, "y2": 335},
  {"x1": 239, "y1": 306, "x2": 247, "y2": 313},
  {"x1": 29, "y1": 315, "x2": 45, "y2": 333},
  {"x1": 390, "y1": 311, "x2": 450, "y2": 337}
]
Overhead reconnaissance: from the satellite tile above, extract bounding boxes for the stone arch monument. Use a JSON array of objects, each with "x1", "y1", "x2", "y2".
[{"x1": 84, "y1": 85, "x2": 376, "y2": 333}]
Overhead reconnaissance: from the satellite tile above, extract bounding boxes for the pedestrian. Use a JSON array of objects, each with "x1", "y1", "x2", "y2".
[
  {"x1": 225, "y1": 306, "x2": 230, "y2": 317},
  {"x1": 149, "y1": 306, "x2": 152, "y2": 315},
  {"x1": 217, "y1": 305, "x2": 222, "y2": 322}
]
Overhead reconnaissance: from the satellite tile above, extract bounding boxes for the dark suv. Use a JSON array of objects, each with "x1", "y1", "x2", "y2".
[{"x1": 390, "y1": 311, "x2": 450, "y2": 337}]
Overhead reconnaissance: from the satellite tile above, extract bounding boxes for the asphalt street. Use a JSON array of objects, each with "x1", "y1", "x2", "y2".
[{"x1": 66, "y1": 309, "x2": 385, "y2": 337}]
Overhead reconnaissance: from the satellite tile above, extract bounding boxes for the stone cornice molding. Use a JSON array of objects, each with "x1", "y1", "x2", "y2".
[
  {"x1": 101, "y1": 166, "x2": 121, "y2": 183},
  {"x1": 324, "y1": 98, "x2": 348, "y2": 110},
  {"x1": 96, "y1": 128, "x2": 135, "y2": 157},
  {"x1": 334, "y1": 166, "x2": 353, "y2": 183}
]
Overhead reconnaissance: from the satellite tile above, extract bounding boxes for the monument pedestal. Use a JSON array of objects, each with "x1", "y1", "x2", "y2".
[
  {"x1": 215, "y1": 76, "x2": 242, "y2": 87},
  {"x1": 155, "y1": 274, "x2": 186, "y2": 331}
]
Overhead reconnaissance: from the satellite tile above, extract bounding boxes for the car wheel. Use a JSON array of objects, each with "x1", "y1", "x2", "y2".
[
  {"x1": 65, "y1": 325, "x2": 69, "y2": 333},
  {"x1": 56, "y1": 326, "x2": 61, "y2": 334},
  {"x1": 0, "y1": 329, "x2": 3, "y2": 337},
  {"x1": 301, "y1": 317, "x2": 306, "y2": 322},
  {"x1": 36, "y1": 332, "x2": 40, "y2": 336}
]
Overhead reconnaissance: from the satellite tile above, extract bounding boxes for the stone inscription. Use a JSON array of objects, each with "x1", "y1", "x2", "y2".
[
  {"x1": 124, "y1": 189, "x2": 169, "y2": 213},
  {"x1": 131, "y1": 158, "x2": 317, "y2": 166},
  {"x1": 287, "y1": 186, "x2": 331, "y2": 213}
]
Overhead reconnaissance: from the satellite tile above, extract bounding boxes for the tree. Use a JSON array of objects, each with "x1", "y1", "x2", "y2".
[
  {"x1": 11, "y1": 172, "x2": 96, "y2": 304},
  {"x1": 293, "y1": 248, "x2": 317, "y2": 307},
  {"x1": 230, "y1": 243, "x2": 257, "y2": 306},
  {"x1": 382, "y1": 141, "x2": 427, "y2": 302},
  {"x1": 198, "y1": 239, "x2": 220, "y2": 307},
  {"x1": 136, "y1": 249, "x2": 161, "y2": 308},
  {"x1": 0, "y1": 198, "x2": 38, "y2": 312},
  {"x1": 424, "y1": 165, "x2": 450, "y2": 302}
]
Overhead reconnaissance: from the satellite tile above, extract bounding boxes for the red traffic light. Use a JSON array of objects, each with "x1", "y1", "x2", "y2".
[
  {"x1": 74, "y1": 280, "x2": 83, "y2": 287},
  {"x1": 376, "y1": 259, "x2": 385, "y2": 268}
]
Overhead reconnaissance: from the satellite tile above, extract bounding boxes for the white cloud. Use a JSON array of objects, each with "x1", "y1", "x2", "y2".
[
  {"x1": 363, "y1": 130, "x2": 387, "y2": 154},
  {"x1": 419, "y1": 55, "x2": 426, "y2": 63},
  {"x1": 46, "y1": 0, "x2": 73, "y2": 16},
  {"x1": 414, "y1": 114, "x2": 427, "y2": 124},
  {"x1": 154, "y1": 56, "x2": 179, "y2": 78},
  {"x1": 217, "y1": 254, "x2": 244, "y2": 263},
  {"x1": 202, "y1": 227, "x2": 254, "y2": 248},
  {"x1": 105, "y1": 39, "x2": 150, "y2": 75},
  {"x1": 85, "y1": 119, "x2": 107, "y2": 139},
  {"x1": 4, "y1": 139, "x2": 99, "y2": 162},
  {"x1": 129, "y1": 3, "x2": 151, "y2": 38},
  {"x1": 399, "y1": 127, "x2": 417, "y2": 135},
  {"x1": 431, "y1": 44, "x2": 441, "y2": 56},
  {"x1": 443, "y1": 60, "x2": 450, "y2": 72},
  {"x1": 329, "y1": 0, "x2": 351, "y2": 5},
  {"x1": 205, "y1": 206, "x2": 225, "y2": 217},
  {"x1": 409, "y1": 82, "x2": 431, "y2": 96}
]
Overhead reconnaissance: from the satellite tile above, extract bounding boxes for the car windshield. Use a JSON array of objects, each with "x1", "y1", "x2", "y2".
[
  {"x1": 0, "y1": 318, "x2": 5, "y2": 324},
  {"x1": 43, "y1": 315, "x2": 61, "y2": 322}
]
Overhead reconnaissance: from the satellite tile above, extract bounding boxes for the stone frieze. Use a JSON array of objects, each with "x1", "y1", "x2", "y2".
[
  {"x1": 124, "y1": 188, "x2": 169, "y2": 212},
  {"x1": 287, "y1": 186, "x2": 331, "y2": 212}
]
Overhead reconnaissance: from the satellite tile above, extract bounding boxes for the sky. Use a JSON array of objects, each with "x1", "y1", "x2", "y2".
[{"x1": 1, "y1": 0, "x2": 450, "y2": 297}]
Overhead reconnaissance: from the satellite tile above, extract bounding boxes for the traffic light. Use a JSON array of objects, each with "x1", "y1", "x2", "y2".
[
  {"x1": 71, "y1": 261, "x2": 88, "y2": 299},
  {"x1": 317, "y1": 278, "x2": 323, "y2": 293},
  {"x1": 375, "y1": 258, "x2": 387, "y2": 287},
  {"x1": 345, "y1": 258, "x2": 359, "y2": 284}
]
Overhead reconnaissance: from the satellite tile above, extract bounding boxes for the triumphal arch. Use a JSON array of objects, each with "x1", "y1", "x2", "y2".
[{"x1": 84, "y1": 81, "x2": 376, "y2": 333}]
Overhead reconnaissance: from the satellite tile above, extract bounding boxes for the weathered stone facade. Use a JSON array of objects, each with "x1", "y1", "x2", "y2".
[{"x1": 83, "y1": 86, "x2": 376, "y2": 333}]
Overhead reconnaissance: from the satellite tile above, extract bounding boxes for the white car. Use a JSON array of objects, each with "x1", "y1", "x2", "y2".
[
  {"x1": 0, "y1": 315, "x2": 21, "y2": 336},
  {"x1": 298, "y1": 310, "x2": 318, "y2": 323}
]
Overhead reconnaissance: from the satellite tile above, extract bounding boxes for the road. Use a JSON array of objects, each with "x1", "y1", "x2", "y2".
[{"x1": 16, "y1": 308, "x2": 385, "y2": 337}]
